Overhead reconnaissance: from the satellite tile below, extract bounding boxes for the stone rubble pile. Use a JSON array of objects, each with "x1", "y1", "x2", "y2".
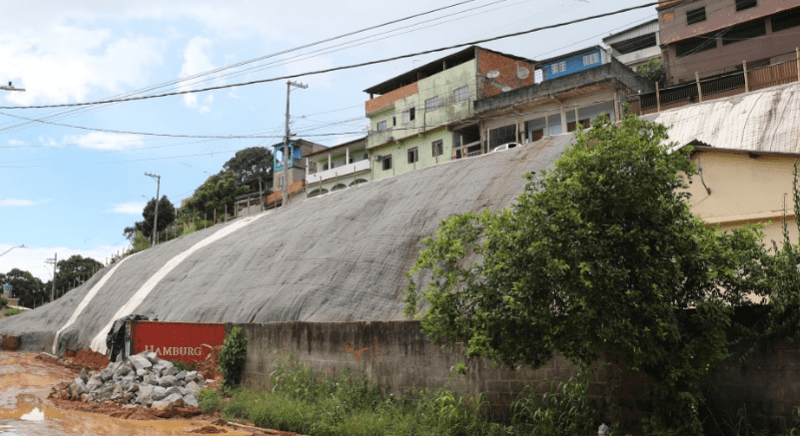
[{"x1": 67, "y1": 351, "x2": 208, "y2": 410}]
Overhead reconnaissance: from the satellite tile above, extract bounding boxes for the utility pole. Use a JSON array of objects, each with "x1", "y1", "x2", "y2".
[
  {"x1": 45, "y1": 253, "x2": 57, "y2": 302},
  {"x1": 282, "y1": 80, "x2": 308, "y2": 206},
  {"x1": 145, "y1": 172, "x2": 161, "y2": 245}
]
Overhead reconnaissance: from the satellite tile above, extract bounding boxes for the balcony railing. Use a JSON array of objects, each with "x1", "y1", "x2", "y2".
[{"x1": 307, "y1": 159, "x2": 370, "y2": 184}]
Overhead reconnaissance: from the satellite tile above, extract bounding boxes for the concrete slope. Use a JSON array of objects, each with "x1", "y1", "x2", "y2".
[{"x1": 0, "y1": 135, "x2": 574, "y2": 355}]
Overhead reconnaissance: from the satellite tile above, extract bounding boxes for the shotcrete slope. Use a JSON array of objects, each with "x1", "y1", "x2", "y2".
[{"x1": 0, "y1": 135, "x2": 574, "y2": 355}]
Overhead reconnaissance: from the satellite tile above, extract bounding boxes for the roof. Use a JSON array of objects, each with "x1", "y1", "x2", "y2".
[
  {"x1": 536, "y1": 45, "x2": 605, "y2": 67},
  {"x1": 363, "y1": 46, "x2": 535, "y2": 96},
  {"x1": 644, "y1": 81, "x2": 800, "y2": 154},
  {"x1": 602, "y1": 19, "x2": 659, "y2": 42},
  {"x1": 304, "y1": 136, "x2": 367, "y2": 159}
]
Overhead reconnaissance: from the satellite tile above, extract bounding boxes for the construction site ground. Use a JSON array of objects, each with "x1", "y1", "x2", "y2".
[{"x1": 0, "y1": 350, "x2": 296, "y2": 436}]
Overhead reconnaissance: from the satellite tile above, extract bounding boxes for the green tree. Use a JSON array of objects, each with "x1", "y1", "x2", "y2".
[
  {"x1": 54, "y1": 255, "x2": 102, "y2": 292},
  {"x1": 183, "y1": 170, "x2": 248, "y2": 220},
  {"x1": 405, "y1": 114, "x2": 769, "y2": 435},
  {"x1": 4, "y1": 268, "x2": 46, "y2": 308},
  {"x1": 636, "y1": 58, "x2": 666, "y2": 84},
  {"x1": 222, "y1": 146, "x2": 273, "y2": 193},
  {"x1": 134, "y1": 195, "x2": 176, "y2": 239}
]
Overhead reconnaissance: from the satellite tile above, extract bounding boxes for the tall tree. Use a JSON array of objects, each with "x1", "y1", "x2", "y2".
[
  {"x1": 183, "y1": 170, "x2": 248, "y2": 219},
  {"x1": 54, "y1": 255, "x2": 102, "y2": 292},
  {"x1": 404, "y1": 114, "x2": 770, "y2": 435},
  {"x1": 3, "y1": 268, "x2": 46, "y2": 308},
  {"x1": 134, "y1": 195, "x2": 176, "y2": 239},
  {"x1": 222, "y1": 146, "x2": 273, "y2": 192}
]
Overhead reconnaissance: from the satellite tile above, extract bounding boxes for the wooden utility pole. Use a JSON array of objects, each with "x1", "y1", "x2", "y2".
[
  {"x1": 282, "y1": 80, "x2": 308, "y2": 206},
  {"x1": 743, "y1": 60, "x2": 749, "y2": 93},
  {"x1": 695, "y1": 72, "x2": 703, "y2": 102},
  {"x1": 145, "y1": 173, "x2": 161, "y2": 245}
]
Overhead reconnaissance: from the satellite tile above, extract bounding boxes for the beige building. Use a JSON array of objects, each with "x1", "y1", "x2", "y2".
[{"x1": 685, "y1": 145, "x2": 800, "y2": 246}]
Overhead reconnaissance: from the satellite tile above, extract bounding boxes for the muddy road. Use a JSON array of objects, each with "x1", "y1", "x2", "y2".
[{"x1": 0, "y1": 351, "x2": 259, "y2": 436}]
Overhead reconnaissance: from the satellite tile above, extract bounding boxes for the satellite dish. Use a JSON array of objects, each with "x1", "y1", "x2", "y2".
[
  {"x1": 486, "y1": 70, "x2": 500, "y2": 79},
  {"x1": 501, "y1": 86, "x2": 512, "y2": 92},
  {"x1": 517, "y1": 67, "x2": 530, "y2": 79}
]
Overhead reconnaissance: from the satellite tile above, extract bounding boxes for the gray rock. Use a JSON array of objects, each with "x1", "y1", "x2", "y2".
[
  {"x1": 86, "y1": 374, "x2": 103, "y2": 391},
  {"x1": 123, "y1": 391, "x2": 135, "y2": 403},
  {"x1": 78, "y1": 368, "x2": 89, "y2": 382},
  {"x1": 150, "y1": 386, "x2": 167, "y2": 401},
  {"x1": 165, "y1": 366, "x2": 180, "y2": 377},
  {"x1": 151, "y1": 393, "x2": 184, "y2": 410},
  {"x1": 151, "y1": 364, "x2": 165, "y2": 376},
  {"x1": 128, "y1": 383, "x2": 139, "y2": 393},
  {"x1": 185, "y1": 371, "x2": 198, "y2": 381},
  {"x1": 119, "y1": 376, "x2": 134, "y2": 391},
  {"x1": 128, "y1": 354, "x2": 152, "y2": 372},
  {"x1": 183, "y1": 394, "x2": 199, "y2": 408},
  {"x1": 158, "y1": 375, "x2": 178, "y2": 388},
  {"x1": 70, "y1": 378, "x2": 87, "y2": 399},
  {"x1": 136, "y1": 385, "x2": 153, "y2": 403},
  {"x1": 147, "y1": 377, "x2": 159, "y2": 386},
  {"x1": 158, "y1": 359, "x2": 174, "y2": 368},
  {"x1": 113, "y1": 363, "x2": 132, "y2": 379},
  {"x1": 164, "y1": 386, "x2": 181, "y2": 397},
  {"x1": 175, "y1": 370, "x2": 186, "y2": 381},
  {"x1": 184, "y1": 381, "x2": 200, "y2": 395},
  {"x1": 145, "y1": 351, "x2": 159, "y2": 364},
  {"x1": 99, "y1": 368, "x2": 114, "y2": 382}
]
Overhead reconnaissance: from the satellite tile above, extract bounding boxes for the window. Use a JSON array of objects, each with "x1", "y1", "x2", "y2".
[
  {"x1": 277, "y1": 174, "x2": 284, "y2": 187},
  {"x1": 686, "y1": 7, "x2": 706, "y2": 25},
  {"x1": 735, "y1": 0, "x2": 757, "y2": 11},
  {"x1": 610, "y1": 33, "x2": 657, "y2": 54},
  {"x1": 392, "y1": 117, "x2": 396, "y2": 126},
  {"x1": 722, "y1": 20, "x2": 766, "y2": 45},
  {"x1": 432, "y1": 140, "x2": 443, "y2": 157},
  {"x1": 550, "y1": 61, "x2": 567, "y2": 75},
  {"x1": 408, "y1": 147, "x2": 419, "y2": 164},
  {"x1": 377, "y1": 120, "x2": 387, "y2": 131},
  {"x1": 489, "y1": 125, "x2": 517, "y2": 149},
  {"x1": 567, "y1": 119, "x2": 591, "y2": 132},
  {"x1": 382, "y1": 155, "x2": 392, "y2": 171},
  {"x1": 402, "y1": 107, "x2": 416, "y2": 123},
  {"x1": 772, "y1": 7, "x2": 800, "y2": 32},
  {"x1": 675, "y1": 36, "x2": 717, "y2": 58},
  {"x1": 425, "y1": 96, "x2": 440, "y2": 111},
  {"x1": 582, "y1": 52, "x2": 600, "y2": 66},
  {"x1": 453, "y1": 86, "x2": 469, "y2": 103}
]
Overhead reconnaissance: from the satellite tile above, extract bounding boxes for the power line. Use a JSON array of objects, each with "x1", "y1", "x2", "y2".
[{"x1": 0, "y1": 1, "x2": 665, "y2": 111}]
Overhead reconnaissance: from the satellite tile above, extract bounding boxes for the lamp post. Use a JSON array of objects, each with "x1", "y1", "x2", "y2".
[
  {"x1": 145, "y1": 172, "x2": 161, "y2": 245},
  {"x1": 0, "y1": 244, "x2": 24, "y2": 258}
]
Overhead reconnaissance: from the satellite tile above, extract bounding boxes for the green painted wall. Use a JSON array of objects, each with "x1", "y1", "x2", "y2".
[
  {"x1": 312, "y1": 145, "x2": 369, "y2": 170},
  {"x1": 370, "y1": 129, "x2": 452, "y2": 181}
]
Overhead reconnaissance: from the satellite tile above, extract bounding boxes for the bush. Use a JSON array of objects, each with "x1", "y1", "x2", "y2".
[
  {"x1": 171, "y1": 360, "x2": 192, "y2": 371},
  {"x1": 3, "y1": 308, "x2": 21, "y2": 316},
  {"x1": 198, "y1": 386, "x2": 223, "y2": 412},
  {"x1": 219, "y1": 327, "x2": 247, "y2": 389},
  {"x1": 0, "y1": 296, "x2": 7, "y2": 308},
  {"x1": 511, "y1": 372, "x2": 595, "y2": 436}
]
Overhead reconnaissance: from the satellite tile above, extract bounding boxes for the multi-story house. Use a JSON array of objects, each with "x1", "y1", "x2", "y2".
[
  {"x1": 304, "y1": 136, "x2": 369, "y2": 197},
  {"x1": 471, "y1": 52, "x2": 653, "y2": 151},
  {"x1": 272, "y1": 139, "x2": 326, "y2": 194},
  {"x1": 603, "y1": 19, "x2": 661, "y2": 69},
  {"x1": 363, "y1": 46, "x2": 535, "y2": 180},
  {"x1": 658, "y1": 0, "x2": 800, "y2": 85},
  {"x1": 538, "y1": 45, "x2": 609, "y2": 81}
]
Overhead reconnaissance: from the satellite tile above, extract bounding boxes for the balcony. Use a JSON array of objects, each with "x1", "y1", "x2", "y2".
[{"x1": 307, "y1": 159, "x2": 370, "y2": 184}]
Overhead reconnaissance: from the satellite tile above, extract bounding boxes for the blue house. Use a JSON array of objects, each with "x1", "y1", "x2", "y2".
[{"x1": 539, "y1": 45, "x2": 608, "y2": 80}]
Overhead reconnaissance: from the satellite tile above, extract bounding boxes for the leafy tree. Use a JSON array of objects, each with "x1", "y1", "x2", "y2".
[
  {"x1": 183, "y1": 170, "x2": 248, "y2": 220},
  {"x1": 134, "y1": 195, "x2": 176, "y2": 240},
  {"x1": 3, "y1": 268, "x2": 46, "y2": 308},
  {"x1": 54, "y1": 255, "x2": 102, "y2": 292},
  {"x1": 636, "y1": 58, "x2": 665, "y2": 84},
  {"x1": 222, "y1": 146, "x2": 273, "y2": 192},
  {"x1": 404, "y1": 114, "x2": 770, "y2": 435}
]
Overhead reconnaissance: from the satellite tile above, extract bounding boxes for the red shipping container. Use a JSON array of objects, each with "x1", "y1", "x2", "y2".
[{"x1": 129, "y1": 321, "x2": 226, "y2": 364}]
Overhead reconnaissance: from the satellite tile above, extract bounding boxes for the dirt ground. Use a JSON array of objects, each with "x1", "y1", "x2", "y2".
[{"x1": 0, "y1": 351, "x2": 298, "y2": 436}]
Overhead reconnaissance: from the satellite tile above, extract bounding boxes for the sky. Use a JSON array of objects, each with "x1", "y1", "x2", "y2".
[{"x1": 0, "y1": 0, "x2": 657, "y2": 281}]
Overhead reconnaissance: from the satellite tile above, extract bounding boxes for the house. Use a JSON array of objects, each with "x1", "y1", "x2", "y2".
[
  {"x1": 658, "y1": 0, "x2": 800, "y2": 85},
  {"x1": 602, "y1": 19, "x2": 661, "y2": 69},
  {"x1": 304, "y1": 136, "x2": 369, "y2": 197},
  {"x1": 470, "y1": 55, "x2": 653, "y2": 153},
  {"x1": 363, "y1": 46, "x2": 535, "y2": 180},
  {"x1": 538, "y1": 45, "x2": 609, "y2": 81},
  {"x1": 272, "y1": 139, "x2": 327, "y2": 194}
]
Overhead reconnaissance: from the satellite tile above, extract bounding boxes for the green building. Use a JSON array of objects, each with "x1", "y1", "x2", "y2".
[
  {"x1": 363, "y1": 46, "x2": 536, "y2": 181},
  {"x1": 304, "y1": 136, "x2": 369, "y2": 197}
]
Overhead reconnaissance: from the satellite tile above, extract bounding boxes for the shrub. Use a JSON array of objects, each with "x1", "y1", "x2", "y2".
[
  {"x1": 198, "y1": 386, "x2": 223, "y2": 412},
  {"x1": 0, "y1": 296, "x2": 7, "y2": 308},
  {"x1": 171, "y1": 360, "x2": 192, "y2": 371},
  {"x1": 219, "y1": 327, "x2": 247, "y2": 389},
  {"x1": 3, "y1": 308, "x2": 21, "y2": 316},
  {"x1": 511, "y1": 373, "x2": 595, "y2": 436}
]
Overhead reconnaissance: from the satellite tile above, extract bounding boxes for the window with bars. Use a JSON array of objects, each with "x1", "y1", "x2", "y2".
[
  {"x1": 735, "y1": 0, "x2": 757, "y2": 11},
  {"x1": 453, "y1": 86, "x2": 469, "y2": 103},
  {"x1": 686, "y1": 7, "x2": 706, "y2": 25},
  {"x1": 431, "y1": 140, "x2": 444, "y2": 157},
  {"x1": 408, "y1": 147, "x2": 419, "y2": 164}
]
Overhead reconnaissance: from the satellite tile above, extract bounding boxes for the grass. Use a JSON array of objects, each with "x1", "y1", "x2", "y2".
[{"x1": 3, "y1": 308, "x2": 21, "y2": 316}]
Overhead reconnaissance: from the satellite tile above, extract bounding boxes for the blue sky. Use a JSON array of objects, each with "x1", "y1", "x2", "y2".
[{"x1": 0, "y1": 0, "x2": 656, "y2": 281}]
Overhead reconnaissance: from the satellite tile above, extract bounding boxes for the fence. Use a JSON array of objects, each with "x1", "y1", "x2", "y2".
[{"x1": 633, "y1": 50, "x2": 800, "y2": 116}]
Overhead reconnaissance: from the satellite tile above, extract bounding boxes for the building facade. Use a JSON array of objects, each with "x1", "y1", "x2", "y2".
[
  {"x1": 658, "y1": 0, "x2": 800, "y2": 85},
  {"x1": 363, "y1": 46, "x2": 535, "y2": 181},
  {"x1": 539, "y1": 45, "x2": 608, "y2": 81},
  {"x1": 272, "y1": 139, "x2": 326, "y2": 192},
  {"x1": 304, "y1": 136, "x2": 369, "y2": 197},
  {"x1": 603, "y1": 19, "x2": 661, "y2": 69}
]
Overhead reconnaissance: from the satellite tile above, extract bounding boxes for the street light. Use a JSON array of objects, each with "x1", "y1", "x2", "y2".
[
  {"x1": 0, "y1": 244, "x2": 24, "y2": 258},
  {"x1": 0, "y1": 82, "x2": 25, "y2": 92}
]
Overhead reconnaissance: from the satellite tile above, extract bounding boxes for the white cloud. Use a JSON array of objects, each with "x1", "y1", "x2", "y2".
[
  {"x1": 7, "y1": 139, "x2": 25, "y2": 146},
  {"x1": 179, "y1": 37, "x2": 217, "y2": 112},
  {"x1": 0, "y1": 243, "x2": 129, "y2": 282},
  {"x1": 108, "y1": 201, "x2": 146, "y2": 214},
  {"x1": 60, "y1": 132, "x2": 145, "y2": 151},
  {"x1": 0, "y1": 198, "x2": 37, "y2": 207}
]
